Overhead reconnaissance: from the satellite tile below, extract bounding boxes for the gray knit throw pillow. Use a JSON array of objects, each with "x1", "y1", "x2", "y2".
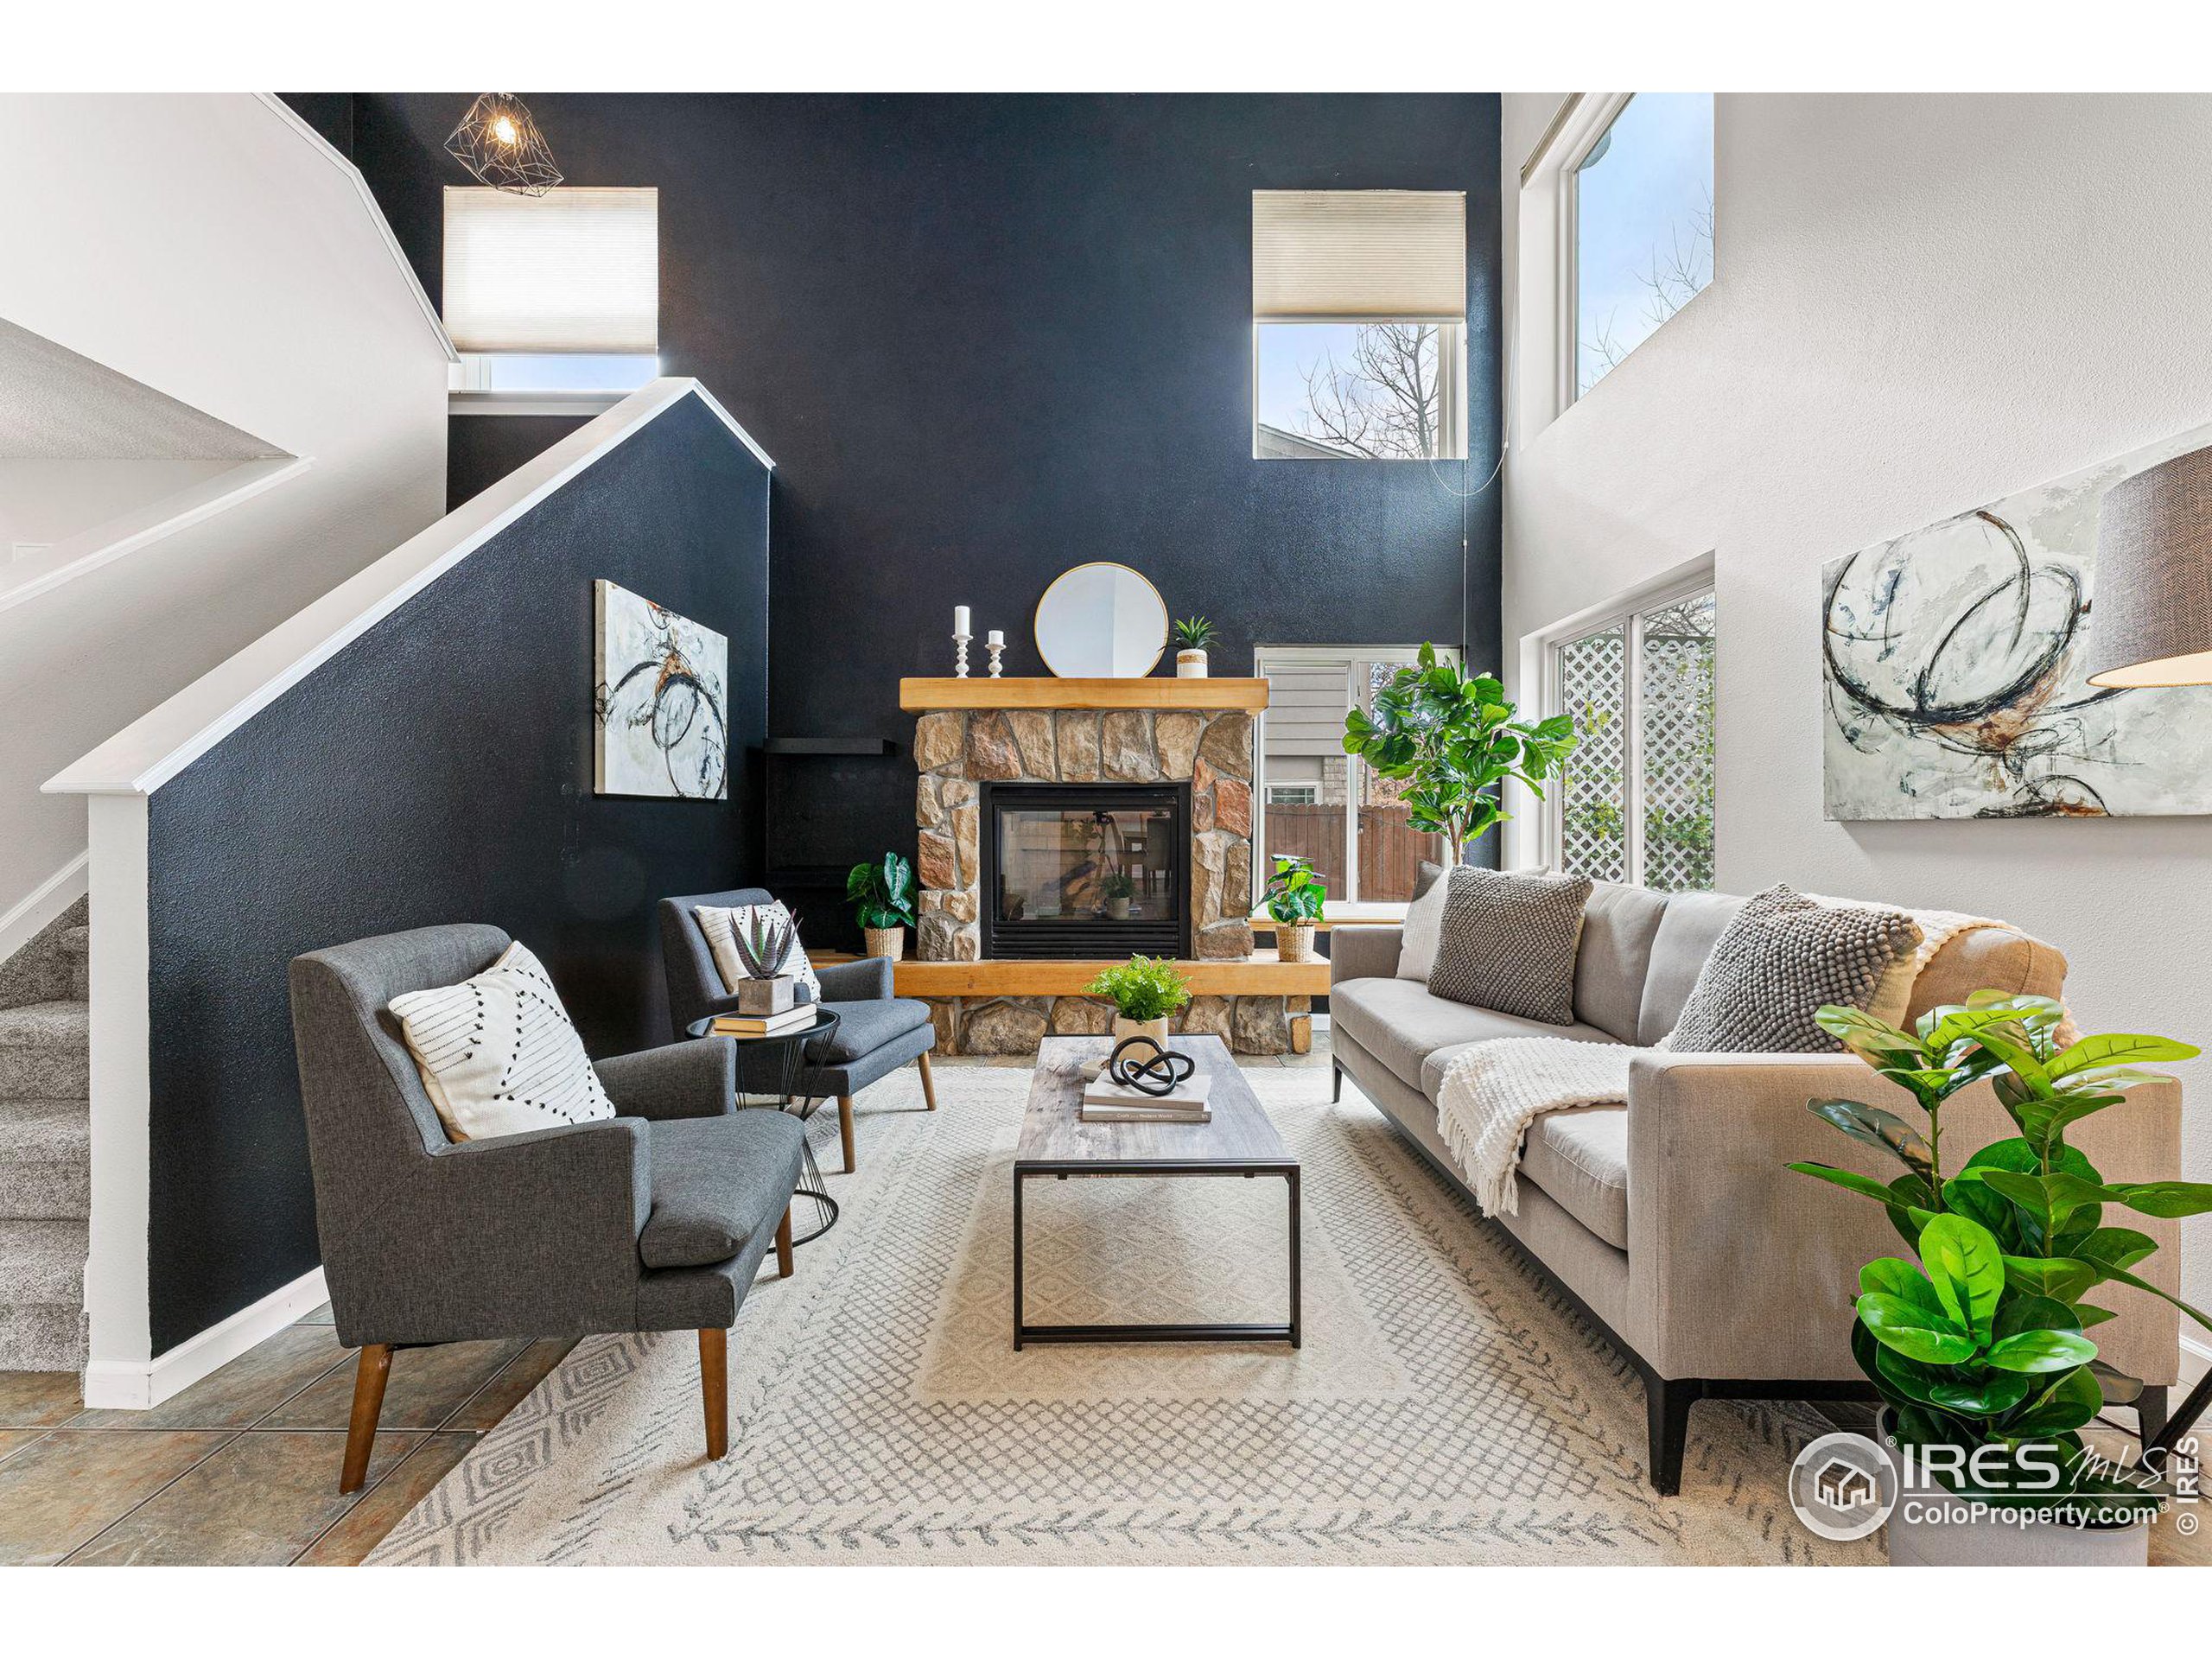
[
  {"x1": 1427, "y1": 867, "x2": 1594, "y2": 1026},
  {"x1": 1666, "y1": 884, "x2": 1921, "y2": 1053}
]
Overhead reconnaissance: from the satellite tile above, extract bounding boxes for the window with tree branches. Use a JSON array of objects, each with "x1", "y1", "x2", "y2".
[{"x1": 1571, "y1": 94, "x2": 1713, "y2": 400}]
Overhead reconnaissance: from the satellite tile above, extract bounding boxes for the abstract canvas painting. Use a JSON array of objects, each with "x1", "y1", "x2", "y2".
[
  {"x1": 1822, "y1": 421, "x2": 2212, "y2": 820},
  {"x1": 594, "y1": 580, "x2": 728, "y2": 799}
]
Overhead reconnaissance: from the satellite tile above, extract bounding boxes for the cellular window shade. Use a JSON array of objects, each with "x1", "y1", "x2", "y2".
[
  {"x1": 1252, "y1": 190, "x2": 1466, "y2": 321},
  {"x1": 442, "y1": 186, "x2": 659, "y2": 354}
]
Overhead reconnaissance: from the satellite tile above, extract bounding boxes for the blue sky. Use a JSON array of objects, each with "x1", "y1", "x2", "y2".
[
  {"x1": 1576, "y1": 93, "x2": 1713, "y2": 394},
  {"x1": 1255, "y1": 322, "x2": 1365, "y2": 440}
]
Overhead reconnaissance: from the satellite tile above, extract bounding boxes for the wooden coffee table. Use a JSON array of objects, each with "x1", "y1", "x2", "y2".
[{"x1": 1013, "y1": 1035, "x2": 1301, "y2": 1349}]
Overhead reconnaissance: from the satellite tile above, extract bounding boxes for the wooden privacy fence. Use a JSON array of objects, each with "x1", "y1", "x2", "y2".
[{"x1": 1261, "y1": 804, "x2": 1440, "y2": 905}]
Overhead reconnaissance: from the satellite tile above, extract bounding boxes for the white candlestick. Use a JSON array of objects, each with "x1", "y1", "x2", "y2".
[
  {"x1": 986, "y1": 629, "x2": 1004, "y2": 646},
  {"x1": 954, "y1": 632, "x2": 971, "y2": 677},
  {"x1": 987, "y1": 638, "x2": 1005, "y2": 677},
  {"x1": 954, "y1": 606, "x2": 970, "y2": 635}
]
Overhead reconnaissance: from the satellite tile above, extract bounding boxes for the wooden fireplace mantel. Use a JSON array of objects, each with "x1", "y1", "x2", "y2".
[{"x1": 899, "y1": 677, "x2": 1270, "y2": 713}]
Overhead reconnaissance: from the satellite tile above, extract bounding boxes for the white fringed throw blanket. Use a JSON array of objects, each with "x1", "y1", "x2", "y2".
[{"x1": 1433, "y1": 910, "x2": 2023, "y2": 1219}]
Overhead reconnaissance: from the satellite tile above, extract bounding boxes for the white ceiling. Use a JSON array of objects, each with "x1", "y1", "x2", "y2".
[{"x1": 0, "y1": 316, "x2": 283, "y2": 461}]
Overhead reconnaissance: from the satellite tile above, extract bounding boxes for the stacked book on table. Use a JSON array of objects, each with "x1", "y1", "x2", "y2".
[
  {"x1": 710, "y1": 1006, "x2": 817, "y2": 1038},
  {"x1": 1079, "y1": 1065, "x2": 1213, "y2": 1123}
]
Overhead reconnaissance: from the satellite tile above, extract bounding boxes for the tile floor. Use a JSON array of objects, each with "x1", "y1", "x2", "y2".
[{"x1": 2, "y1": 1033, "x2": 2203, "y2": 1567}]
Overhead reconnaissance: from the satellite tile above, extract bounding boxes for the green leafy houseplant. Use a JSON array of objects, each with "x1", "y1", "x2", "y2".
[
  {"x1": 1791, "y1": 992, "x2": 2212, "y2": 1520},
  {"x1": 1341, "y1": 644, "x2": 1580, "y2": 863},
  {"x1": 845, "y1": 853, "x2": 917, "y2": 931},
  {"x1": 1173, "y1": 616, "x2": 1221, "y2": 651},
  {"x1": 1098, "y1": 872, "x2": 1138, "y2": 902},
  {"x1": 1085, "y1": 955, "x2": 1191, "y2": 1024},
  {"x1": 1262, "y1": 856, "x2": 1325, "y2": 925}
]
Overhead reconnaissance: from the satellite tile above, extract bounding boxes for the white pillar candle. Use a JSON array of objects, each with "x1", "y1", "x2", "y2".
[
  {"x1": 954, "y1": 606, "x2": 970, "y2": 634},
  {"x1": 987, "y1": 629, "x2": 1004, "y2": 646}
]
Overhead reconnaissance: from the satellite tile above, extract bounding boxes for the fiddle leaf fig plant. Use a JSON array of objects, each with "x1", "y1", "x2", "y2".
[
  {"x1": 1341, "y1": 644, "x2": 1579, "y2": 863},
  {"x1": 1790, "y1": 991, "x2": 2212, "y2": 1517}
]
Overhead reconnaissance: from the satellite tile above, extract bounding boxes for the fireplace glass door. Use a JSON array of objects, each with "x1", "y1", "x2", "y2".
[{"x1": 982, "y1": 783, "x2": 1188, "y2": 958}]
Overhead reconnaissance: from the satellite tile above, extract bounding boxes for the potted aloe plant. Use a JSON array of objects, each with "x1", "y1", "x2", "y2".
[
  {"x1": 1173, "y1": 615, "x2": 1219, "y2": 678},
  {"x1": 845, "y1": 852, "x2": 918, "y2": 961},
  {"x1": 1791, "y1": 991, "x2": 2212, "y2": 1565},
  {"x1": 1262, "y1": 855, "x2": 1325, "y2": 963},
  {"x1": 1085, "y1": 954, "x2": 1191, "y2": 1048}
]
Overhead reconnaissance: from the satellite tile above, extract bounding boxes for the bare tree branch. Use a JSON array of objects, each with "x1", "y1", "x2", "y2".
[{"x1": 1293, "y1": 323, "x2": 1443, "y2": 459}]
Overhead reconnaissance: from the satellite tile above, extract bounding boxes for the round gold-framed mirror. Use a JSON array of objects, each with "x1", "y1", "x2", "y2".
[{"x1": 1033, "y1": 563, "x2": 1169, "y2": 678}]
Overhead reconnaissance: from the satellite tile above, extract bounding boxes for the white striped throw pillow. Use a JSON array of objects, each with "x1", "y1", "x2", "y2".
[{"x1": 389, "y1": 941, "x2": 615, "y2": 1142}]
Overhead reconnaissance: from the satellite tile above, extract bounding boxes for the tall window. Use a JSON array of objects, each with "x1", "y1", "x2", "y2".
[
  {"x1": 1570, "y1": 94, "x2": 1713, "y2": 398},
  {"x1": 443, "y1": 186, "x2": 660, "y2": 397},
  {"x1": 1549, "y1": 589, "x2": 1714, "y2": 891},
  {"x1": 1254, "y1": 646, "x2": 1456, "y2": 907},
  {"x1": 1251, "y1": 191, "x2": 1467, "y2": 461}
]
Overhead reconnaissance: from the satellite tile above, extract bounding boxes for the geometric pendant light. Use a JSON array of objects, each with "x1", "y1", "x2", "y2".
[{"x1": 445, "y1": 93, "x2": 563, "y2": 197}]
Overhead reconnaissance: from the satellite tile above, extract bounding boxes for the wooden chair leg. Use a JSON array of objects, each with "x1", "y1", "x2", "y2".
[
  {"x1": 699, "y1": 1327, "x2": 728, "y2": 1461},
  {"x1": 917, "y1": 1049, "x2": 939, "y2": 1110},
  {"x1": 775, "y1": 1206, "x2": 795, "y2": 1278},
  {"x1": 340, "y1": 1343, "x2": 392, "y2": 1494},
  {"x1": 838, "y1": 1095, "x2": 857, "y2": 1172}
]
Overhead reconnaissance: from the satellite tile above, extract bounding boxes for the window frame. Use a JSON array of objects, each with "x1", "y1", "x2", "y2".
[
  {"x1": 1547, "y1": 92, "x2": 1714, "y2": 411},
  {"x1": 1532, "y1": 568, "x2": 1716, "y2": 889},
  {"x1": 1250, "y1": 319, "x2": 1468, "y2": 461},
  {"x1": 1252, "y1": 642, "x2": 1463, "y2": 912}
]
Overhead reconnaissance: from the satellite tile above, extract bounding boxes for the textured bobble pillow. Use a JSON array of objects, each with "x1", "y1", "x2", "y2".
[
  {"x1": 1426, "y1": 867, "x2": 1594, "y2": 1026},
  {"x1": 1666, "y1": 884, "x2": 1922, "y2": 1053},
  {"x1": 388, "y1": 941, "x2": 615, "y2": 1142},
  {"x1": 694, "y1": 900, "x2": 821, "y2": 999}
]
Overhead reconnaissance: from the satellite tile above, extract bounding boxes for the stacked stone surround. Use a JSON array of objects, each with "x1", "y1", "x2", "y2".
[{"x1": 912, "y1": 702, "x2": 1302, "y2": 1055}]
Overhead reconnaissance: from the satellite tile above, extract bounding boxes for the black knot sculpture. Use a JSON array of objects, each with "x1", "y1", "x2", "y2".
[{"x1": 1106, "y1": 1035, "x2": 1197, "y2": 1097}]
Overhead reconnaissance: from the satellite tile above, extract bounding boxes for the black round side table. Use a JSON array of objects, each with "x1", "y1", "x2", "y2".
[{"x1": 686, "y1": 1008, "x2": 842, "y2": 1245}]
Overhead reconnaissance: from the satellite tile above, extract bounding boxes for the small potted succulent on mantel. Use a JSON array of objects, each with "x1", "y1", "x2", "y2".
[
  {"x1": 1791, "y1": 991, "x2": 2212, "y2": 1566},
  {"x1": 1261, "y1": 856, "x2": 1326, "y2": 963},
  {"x1": 1173, "y1": 615, "x2": 1220, "y2": 678},
  {"x1": 1085, "y1": 954, "x2": 1191, "y2": 1048},
  {"x1": 845, "y1": 851, "x2": 918, "y2": 961}
]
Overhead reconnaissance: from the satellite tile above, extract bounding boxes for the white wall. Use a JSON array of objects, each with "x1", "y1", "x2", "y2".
[
  {"x1": 0, "y1": 94, "x2": 448, "y2": 925},
  {"x1": 1497, "y1": 93, "x2": 2212, "y2": 1313},
  {"x1": 1, "y1": 460, "x2": 238, "y2": 549}
]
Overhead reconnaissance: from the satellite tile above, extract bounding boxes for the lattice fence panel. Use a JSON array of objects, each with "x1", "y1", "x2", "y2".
[
  {"x1": 1638, "y1": 594, "x2": 1716, "y2": 892},
  {"x1": 1558, "y1": 626, "x2": 1628, "y2": 884}
]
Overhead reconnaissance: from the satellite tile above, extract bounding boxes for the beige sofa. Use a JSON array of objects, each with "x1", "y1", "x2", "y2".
[{"x1": 1329, "y1": 882, "x2": 2183, "y2": 1494}]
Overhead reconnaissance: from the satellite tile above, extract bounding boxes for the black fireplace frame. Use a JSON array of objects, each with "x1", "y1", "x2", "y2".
[{"x1": 979, "y1": 781, "x2": 1192, "y2": 960}]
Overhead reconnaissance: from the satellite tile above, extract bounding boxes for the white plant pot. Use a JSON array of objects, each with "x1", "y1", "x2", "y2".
[
  {"x1": 1176, "y1": 649, "x2": 1209, "y2": 678},
  {"x1": 864, "y1": 926, "x2": 906, "y2": 962},
  {"x1": 1104, "y1": 896, "x2": 1132, "y2": 920},
  {"x1": 1111, "y1": 1014, "x2": 1170, "y2": 1050},
  {"x1": 1876, "y1": 1415, "x2": 2153, "y2": 1567}
]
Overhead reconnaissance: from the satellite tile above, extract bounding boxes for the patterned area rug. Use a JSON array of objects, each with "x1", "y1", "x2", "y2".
[{"x1": 369, "y1": 1064, "x2": 1872, "y2": 1565}]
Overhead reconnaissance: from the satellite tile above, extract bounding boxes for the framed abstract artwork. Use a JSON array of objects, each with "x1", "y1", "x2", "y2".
[
  {"x1": 593, "y1": 579, "x2": 728, "y2": 799},
  {"x1": 1822, "y1": 420, "x2": 2212, "y2": 820}
]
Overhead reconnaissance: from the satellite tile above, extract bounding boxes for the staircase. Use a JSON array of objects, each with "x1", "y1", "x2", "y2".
[{"x1": 0, "y1": 896, "x2": 89, "y2": 1372}]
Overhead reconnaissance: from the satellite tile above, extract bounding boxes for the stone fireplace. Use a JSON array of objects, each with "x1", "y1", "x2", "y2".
[{"x1": 908, "y1": 697, "x2": 1309, "y2": 1055}]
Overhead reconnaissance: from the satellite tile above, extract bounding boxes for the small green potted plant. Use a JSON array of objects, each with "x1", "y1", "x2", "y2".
[
  {"x1": 1341, "y1": 644, "x2": 1579, "y2": 864},
  {"x1": 845, "y1": 851, "x2": 918, "y2": 961},
  {"x1": 1173, "y1": 615, "x2": 1220, "y2": 679},
  {"x1": 1099, "y1": 870, "x2": 1138, "y2": 921},
  {"x1": 1261, "y1": 855, "x2": 1325, "y2": 963},
  {"x1": 1790, "y1": 991, "x2": 2212, "y2": 1565},
  {"x1": 1085, "y1": 954, "x2": 1191, "y2": 1048}
]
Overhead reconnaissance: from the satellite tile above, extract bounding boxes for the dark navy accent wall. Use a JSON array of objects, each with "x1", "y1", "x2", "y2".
[
  {"x1": 352, "y1": 93, "x2": 1505, "y2": 938},
  {"x1": 142, "y1": 395, "x2": 767, "y2": 1352}
]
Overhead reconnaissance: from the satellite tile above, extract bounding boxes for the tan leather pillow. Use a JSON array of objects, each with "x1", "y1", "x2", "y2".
[{"x1": 1904, "y1": 927, "x2": 2068, "y2": 1025}]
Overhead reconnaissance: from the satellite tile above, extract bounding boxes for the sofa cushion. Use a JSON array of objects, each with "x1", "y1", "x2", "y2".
[
  {"x1": 1667, "y1": 885, "x2": 1920, "y2": 1053},
  {"x1": 810, "y1": 996, "x2": 931, "y2": 1065},
  {"x1": 1419, "y1": 1020, "x2": 1622, "y2": 1097},
  {"x1": 1427, "y1": 867, "x2": 1592, "y2": 1025},
  {"x1": 1635, "y1": 890, "x2": 1745, "y2": 1046},
  {"x1": 639, "y1": 1110, "x2": 805, "y2": 1270},
  {"x1": 1333, "y1": 975, "x2": 1616, "y2": 1094},
  {"x1": 1521, "y1": 1106, "x2": 1629, "y2": 1250},
  {"x1": 1573, "y1": 882, "x2": 1669, "y2": 1042}
]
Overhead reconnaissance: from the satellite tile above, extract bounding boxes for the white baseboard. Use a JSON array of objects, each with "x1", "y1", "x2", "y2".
[
  {"x1": 82, "y1": 1266, "x2": 327, "y2": 1410},
  {"x1": 0, "y1": 851, "x2": 88, "y2": 967},
  {"x1": 2183, "y1": 1332, "x2": 2210, "y2": 1394}
]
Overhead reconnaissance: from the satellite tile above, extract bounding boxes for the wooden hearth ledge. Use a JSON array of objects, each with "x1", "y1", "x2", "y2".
[
  {"x1": 899, "y1": 677, "x2": 1269, "y2": 712},
  {"x1": 815, "y1": 949, "x2": 1329, "y2": 998}
]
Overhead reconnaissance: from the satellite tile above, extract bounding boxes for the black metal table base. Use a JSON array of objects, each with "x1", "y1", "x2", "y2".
[
  {"x1": 1012, "y1": 1163, "x2": 1300, "y2": 1349},
  {"x1": 770, "y1": 1093, "x2": 839, "y2": 1245},
  {"x1": 702, "y1": 1007, "x2": 846, "y2": 1248}
]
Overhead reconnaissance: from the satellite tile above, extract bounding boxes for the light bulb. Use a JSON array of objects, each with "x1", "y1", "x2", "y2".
[{"x1": 492, "y1": 115, "x2": 518, "y2": 146}]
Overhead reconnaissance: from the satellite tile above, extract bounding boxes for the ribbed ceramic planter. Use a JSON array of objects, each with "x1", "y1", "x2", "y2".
[{"x1": 864, "y1": 926, "x2": 906, "y2": 961}]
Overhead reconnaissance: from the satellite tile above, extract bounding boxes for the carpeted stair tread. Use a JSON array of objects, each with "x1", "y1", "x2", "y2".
[
  {"x1": 0, "y1": 1001, "x2": 89, "y2": 1047},
  {"x1": 0, "y1": 1217, "x2": 87, "y2": 1303},
  {"x1": 0, "y1": 1301, "x2": 88, "y2": 1371},
  {"x1": 0, "y1": 1098, "x2": 89, "y2": 1164},
  {"x1": 55, "y1": 926, "x2": 88, "y2": 960},
  {"x1": 0, "y1": 1000, "x2": 88, "y2": 1099}
]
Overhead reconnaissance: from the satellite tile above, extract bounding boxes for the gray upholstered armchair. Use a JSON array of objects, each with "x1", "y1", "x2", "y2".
[
  {"x1": 658, "y1": 887, "x2": 938, "y2": 1173},
  {"x1": 289, "y1": 924, "x2": 805, "y2": 1493}
]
